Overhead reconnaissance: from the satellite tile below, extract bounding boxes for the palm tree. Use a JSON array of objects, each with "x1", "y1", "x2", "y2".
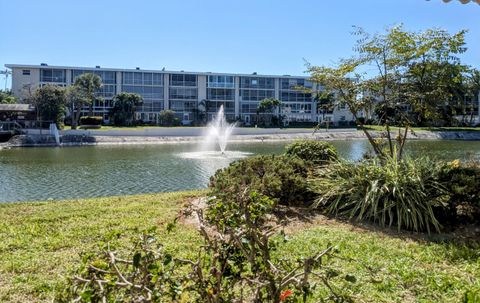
[{"x1": 74, "y1": 73, "x2": 102, "y2": 117}]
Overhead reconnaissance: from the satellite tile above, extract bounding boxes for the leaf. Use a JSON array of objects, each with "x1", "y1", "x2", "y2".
[
  {"x1": 345, "y1": 274, "x2": 357, "y2": 283},
  {"x1": 133, "y1": 252, "x2": 142, "y2": 268}
]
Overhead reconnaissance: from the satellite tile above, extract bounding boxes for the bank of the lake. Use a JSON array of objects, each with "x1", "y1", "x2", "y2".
[
  {"x1": 2, "y1": 128, "x2": 480, "y2": 149},
  {"x1": 0, "y1": 192, "x2": 479, "y2": 302}
]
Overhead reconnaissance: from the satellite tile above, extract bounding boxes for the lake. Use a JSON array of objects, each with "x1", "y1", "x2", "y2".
[{"x1": 0, "y1": 140, "x2": 479, "y2": 203}]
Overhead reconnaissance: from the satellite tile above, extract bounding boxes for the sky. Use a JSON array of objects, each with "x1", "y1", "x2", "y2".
[{"x1": 0, "y1": 0, "x2": 479, "y2": 88}]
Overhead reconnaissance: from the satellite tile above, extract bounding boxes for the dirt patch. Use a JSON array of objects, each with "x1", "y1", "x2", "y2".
[{"x1": 180, "y1": 197, "x2": 480, "y2": 243}]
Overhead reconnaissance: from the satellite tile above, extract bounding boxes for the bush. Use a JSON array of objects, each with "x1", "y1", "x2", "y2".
[
  {"x1": 312, "y1": 156, "x2": 447, "y2": 233},
  {"x1": 209, "y1": 155, "x2": 313, "y2": 206},
  {"x1": 437, "y1": 160, "x2": 480, "y2": 224},
  {"x1": 80, "y1": 116, "x2": 103, "y2": 126},
  {"x1": 159, "y1": 110, "x2": 176, "y2": 126},
  {"x1": 284, "y1": 140, "x2": 339, "y2": 166},
  {"x1": 61, "y1": 192, "x2": 353, "y2": 302}
]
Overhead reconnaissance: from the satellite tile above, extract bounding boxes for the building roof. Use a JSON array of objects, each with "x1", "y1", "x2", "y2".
[
  {"x1": 0, "y1": 104, "x2": 35, "y2": 112},
  {"x1": 4, "y1": 64, "x2": 309, "y2": 79}
]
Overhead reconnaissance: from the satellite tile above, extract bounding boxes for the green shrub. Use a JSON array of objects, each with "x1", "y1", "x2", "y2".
[
  {"x1": 312, "y1": 156, "x2": 447, "y2": 233},
  {"x1": 80, "y1": 116, "x2": 103, "y2": 126},
  {"x1": 437, "y1": 160, "x2": 480, "y2": 224},
  {"x1": 62, "y1": 193, "x2": 352, "y2": 302},
  {"x1": 209, "y1": 155, "x2": 313, "y2": 206},
  {"x1": 285, "y1": 140, "x2": 339, "y2": 166}
]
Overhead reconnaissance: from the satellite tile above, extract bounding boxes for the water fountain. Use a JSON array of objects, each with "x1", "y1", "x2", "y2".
[
  {"x1": 205, "y1": 105, "x2": 235, "y2": 154},
  {"x1": 179, "y1": 105, "x2": 251, "y2": 160}
]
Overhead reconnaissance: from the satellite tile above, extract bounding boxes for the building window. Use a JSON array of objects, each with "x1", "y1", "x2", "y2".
[
  {"x1": 22, "y1": 70, "x2": 31, "y2": 75},
  {"x1": 207, "y1": 75, "x2": 234, "y2": 88},
  {"x1": 40, "y1": 69, "x2": 66, "y2": 83},
  {"x1": 169, "y1": 74, "x2": 197, "y2": 87}
]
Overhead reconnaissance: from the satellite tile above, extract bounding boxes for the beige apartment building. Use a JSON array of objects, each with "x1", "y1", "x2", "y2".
[{"x1": 5, "y1": 63, "x2": 355, "y2": 125}]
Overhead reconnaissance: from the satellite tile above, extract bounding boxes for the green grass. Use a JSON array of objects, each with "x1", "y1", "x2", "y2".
[
  {"x1": 0, "y1": 191, "x2": 203, "y2": 302},
  {"x1": 0, "y1": 192, "x2": 479, "y2": 302},
  {"x1": 363, "y1": 125, "x2": 480, "y2": 132},
  {"x1": 62, "y1": 125, "x2": 193, "y2": 131}
]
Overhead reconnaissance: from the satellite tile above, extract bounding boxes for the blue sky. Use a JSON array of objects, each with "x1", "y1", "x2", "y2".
[{"x1": 0, "y1": 0, "x2": 478, "y2": 88}]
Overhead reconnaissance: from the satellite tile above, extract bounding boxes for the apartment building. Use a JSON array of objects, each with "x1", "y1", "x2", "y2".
[{"x1": 5, "y1": 64, "x2": 354, "y2": 125}]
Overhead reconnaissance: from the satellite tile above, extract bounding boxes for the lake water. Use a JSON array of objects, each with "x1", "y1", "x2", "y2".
[{"x1": 0, "y1": 140, "x2": 479, "y2": 203}]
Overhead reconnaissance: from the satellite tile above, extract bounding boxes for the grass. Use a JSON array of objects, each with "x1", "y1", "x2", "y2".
[
  {"x1": 62, "y1": 125, "x2": 192, "y2": 131},
  {"x1": 363, "y1": 125, "x2": 480, "y2": 132},
  {"x1": 0, "y1": 191, "x2": 203, "y2": 302},
  {"x1": 0, "y1": 192, "x2": 479, "y2": 302}
]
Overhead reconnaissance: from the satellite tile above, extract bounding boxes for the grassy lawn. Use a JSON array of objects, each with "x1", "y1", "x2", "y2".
[
  {"x1": 62, "y1": 125, "x2": 192, "y2": 131},
  {"x1": 0, "y1": 192, "x2": 479, "y2": 302},
  {"x1": 363, "y1": 125, "x2": 480, "y2": 132},
  {"x1": 0, "y1": 191, "x2": 203, "y2": 302}
]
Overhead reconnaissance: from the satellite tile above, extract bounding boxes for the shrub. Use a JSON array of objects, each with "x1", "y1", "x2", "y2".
[
  {"x1": 437, "y1": 160, "x2": 480, "y2": 224},
  {"x1": 159, "y1": 110, "x2": 176, "y2": 126},
  {"x1": 61, "y1": 192, "x2": 354, "y2": 302},
  {"x1": 284, "y1": 140, "x2": 338, "y2": 166},
  {"x1": 209, "y1": 155, "x2": 313, "y2": 206},
  {"x1": 80, "y1": 116, "x2": 103, "y2": 126},
  {"x1": 312, "y1": 156, "x2": 447, "y2": 233}
]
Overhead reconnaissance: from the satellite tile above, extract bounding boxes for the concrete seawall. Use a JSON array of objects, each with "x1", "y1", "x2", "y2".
[{"x1": 1, "y1": 129, "x2": 480, "y2": 149}]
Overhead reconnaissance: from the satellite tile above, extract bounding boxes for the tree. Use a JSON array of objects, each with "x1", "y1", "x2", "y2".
[
  {"x1": 158, "y1": 110, "x2": 176, "y2": 126},
  {"x1": 65, "y1": 85, "x2": 87, "y2": 129},
  {"x1": 314, "y1": 91, "x2": 335, "y2": 129},
  {"x1": 308, "y1": 25, "x2": 469, "y2": 160},
  {"x1": 110, "y1": 92, "x2": 143, "y2": 126},
  {"x1": 73, "y1": 73, "x2": 103, "y2": 123},
  {"x1": 34, "y1": 85, "x2": 67, "y2": 128},
  {"x1": 0, "y1": 90, "x2": 17, "y2": 104},
  {"x1": 465, "y1": 68, "x2": 480, "y2": 124},
  {"x1": 257, "y1": 98, "x2": 281, "y2": 126}
]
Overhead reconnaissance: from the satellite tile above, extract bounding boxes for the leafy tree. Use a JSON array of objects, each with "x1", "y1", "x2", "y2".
[
  {"x1": 402, "y1": 28, "x2": 467, "y2": 125},
  {"x1": 257, "y1": 98, "x2": 281, "y2": 126},
  {"x1": 110, "y1": 92, "x2": 143, "y2": 126},
  {"x1": 314, "y1": 91, "x2": 335, "y2": 129},
  {"x1": 159, "y1": 110, "x2": 176, "y2": 126},
  {"x1": 65, "y1": 85, "x2": 87, "y2": 129},
  {"x1": 0, "y1": 90, "x2": 17, "y2": 104},
  {"x1": 73, "y1": 73, "x2": 103, "y2": 121},
  {"x1": 465, "y1": 68, "x2": 480, "y2": 124},
  {"x1": 308, "y1": 25, "x2": 469, "y2": 160},
  {"x1": 34, "y1": 85, "x2": 67, "y2": 128}
]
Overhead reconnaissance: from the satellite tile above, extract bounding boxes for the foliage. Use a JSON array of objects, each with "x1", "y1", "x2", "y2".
[
  {"x1": 71, "y1": 73, "x2": 103, "y2": 128},
  {"x1": 307, "y1": 25, "x2": 469, "y2": 160},
  {"x1": 284, "y1": 140, "x2": 339, "y2": 166},
  {"x1": 34, "y1": 84, "x2": 67, "y2": 128},
  {"x1": 158, "y1": 110, "x2": 176, "y2": 126},
  {"x1": 0, "y1": 90, "x2": 17, "y2": 104},
  {"x1": 312, "y1": 156, "x2": 448, "y2": 233},
  {"x1": 79, "y1": 116, "x2": 103, "y2": 126},
  {"x1": 1, "y1": 192, "x2": 478, "y2": 302},
  {"x1": 258, "y1": 98, "x2": 281, "y2": 113},
  {"x1": 257, "y1": 98, "x2": 282, "y2": 127},
  {"x1": 209, "y1": 155, "x2": 313, "y2": 206},
  {"x1": 62, "y1": 191, "x2": 352, "y2": 303},
  {"x1": 61, "y1": 228, "x2": 182, "y2": 302},
  {"x1": 110, "y1": 92, "x2": 143, "y2": 126},
  {"x1": 437, "y1": 160, "x2": 480, "y2": 224}
]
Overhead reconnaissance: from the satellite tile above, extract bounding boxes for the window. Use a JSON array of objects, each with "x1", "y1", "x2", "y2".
[
  {"x1": 170, "y1": 74, "x2": 197, "y2": 87},
  {"x1": 240, "y1": 77, "x2": 274, "y2": 89},
  {"x1": 207, "y1": 75, "x2": 234, "y2": 88},
  {"x1": 40, "y1": 69, "x2": 66, "y2": 83},
  {"x1": 22, "y1": 70, "x2": 30, "y2": 75}
]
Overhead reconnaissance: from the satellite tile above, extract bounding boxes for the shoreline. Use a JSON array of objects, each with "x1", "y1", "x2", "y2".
[{"x1": 1, "y1": 129, "x2": 480, "y2": 149}]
